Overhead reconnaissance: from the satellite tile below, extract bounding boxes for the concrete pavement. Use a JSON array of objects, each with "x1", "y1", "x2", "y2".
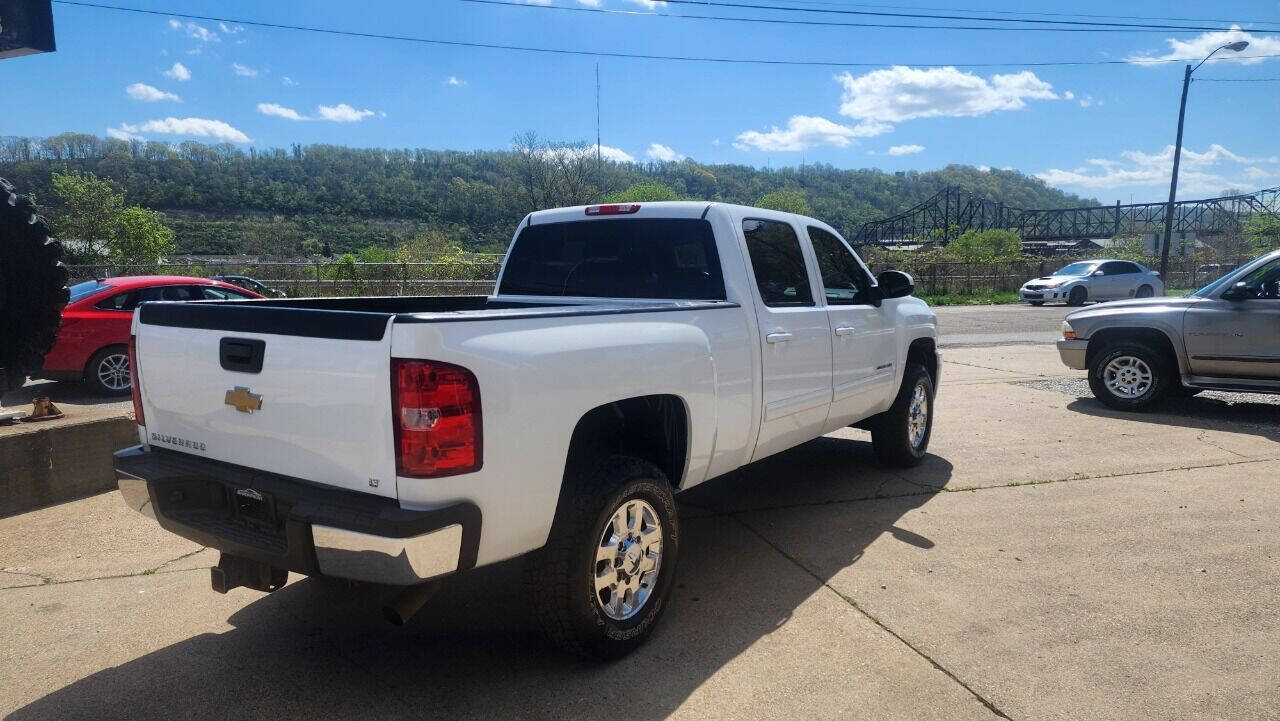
[{"x1": 2, "y1": 343, "x2": 1278, "y2": 720}]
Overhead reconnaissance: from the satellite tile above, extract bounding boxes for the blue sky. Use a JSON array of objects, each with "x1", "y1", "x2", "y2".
[{"x1": 4, "y1": 0, "x2": 1280, "y2": 204}]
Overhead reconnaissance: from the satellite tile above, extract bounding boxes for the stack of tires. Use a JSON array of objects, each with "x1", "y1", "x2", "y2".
[{"x1": 0, "y1": 177, "x2": 68, "y2": 392}]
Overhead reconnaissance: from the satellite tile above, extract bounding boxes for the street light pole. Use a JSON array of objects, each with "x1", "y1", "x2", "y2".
[{"x1": 1158, "y1": 40, "x2": 1249, "y2": 281}]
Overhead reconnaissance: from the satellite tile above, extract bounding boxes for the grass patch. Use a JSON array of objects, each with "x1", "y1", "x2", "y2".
[{"x1": 917, "y1": 291, "x2": 1021, "y2": 306}]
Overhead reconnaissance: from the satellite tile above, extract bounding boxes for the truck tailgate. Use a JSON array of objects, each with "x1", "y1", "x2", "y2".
[{"x1": 134, "y1": 302, "x2": 399, "y2": 499}]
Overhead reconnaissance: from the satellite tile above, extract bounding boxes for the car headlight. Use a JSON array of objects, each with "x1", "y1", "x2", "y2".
[{"x1": 1061, "y1": 321, "x2": 1077, "y2": 340}]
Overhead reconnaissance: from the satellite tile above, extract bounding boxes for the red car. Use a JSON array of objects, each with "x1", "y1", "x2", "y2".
[{"x1": 39, "y1": 276, "x2": 263, "y2": 395}]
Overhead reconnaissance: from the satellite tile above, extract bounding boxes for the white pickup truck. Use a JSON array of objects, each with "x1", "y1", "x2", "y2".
[{"x1": 115, "y1": 201, "x2": 939, "y2": 658}]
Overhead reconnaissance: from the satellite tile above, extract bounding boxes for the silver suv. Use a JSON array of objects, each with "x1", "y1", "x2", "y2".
[{"x1": 1057, "y1": 249, "x2": 1280, "y2": 410}]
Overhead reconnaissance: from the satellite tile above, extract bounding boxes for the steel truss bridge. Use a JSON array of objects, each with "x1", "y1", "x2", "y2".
[{"x1": 851, "y1": 186, "x2": 1280, "y2": 246}]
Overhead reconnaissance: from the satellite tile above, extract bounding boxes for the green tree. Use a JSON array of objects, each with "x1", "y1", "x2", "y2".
[
  {"x1": 49, "y1": 171, "x2": 124, "y2": 261},
  {"x1": 357, "y1": 244, "x2": 394, "y2": 263},
  {"x1": 945, "y1": 228, "x2": 1023, "y2": 262},
  {"x1": 110, "y1": 206, "x2": 175, "y2": 266},
  {"x1": 755, "y1": 189, "x2": 812, "y2": 215},
  {"x1": 1245, "y1": 211, "x2": 1280, "y2": 252},
  {"x1": 604, "y1": 182, "x2": 679, "y2": 203}
]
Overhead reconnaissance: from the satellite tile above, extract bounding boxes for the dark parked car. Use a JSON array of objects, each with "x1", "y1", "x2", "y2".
[{"x1": 211, "y1": 275, "x2": 286, "y2": 298}]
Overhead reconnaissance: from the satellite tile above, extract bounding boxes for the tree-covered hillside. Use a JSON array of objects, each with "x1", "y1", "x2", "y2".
[{"x1": 0, "y1": 132, "x2": 1098, "y2": 256}]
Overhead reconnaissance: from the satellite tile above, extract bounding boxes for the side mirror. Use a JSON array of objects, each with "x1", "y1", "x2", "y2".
[
  {"x1": 876, "y1": 270, "x2": 914, "y2": 300},
  {"x1": 1221, "y1": 282, "x2": 1254, "y2": 301},
  {"x1": 1092, "y1": 270, "x2": 1105, "y2": 276}
]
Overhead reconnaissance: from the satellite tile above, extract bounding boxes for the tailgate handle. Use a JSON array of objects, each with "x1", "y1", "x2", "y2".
[{"x1": 219, "y1": 338, "x2": 266, "y2": 374}]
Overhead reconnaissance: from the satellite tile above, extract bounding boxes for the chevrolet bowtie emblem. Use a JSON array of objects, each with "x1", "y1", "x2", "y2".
[{"x1": 224, "y1": 386, "x2": 263, "y2": 414}]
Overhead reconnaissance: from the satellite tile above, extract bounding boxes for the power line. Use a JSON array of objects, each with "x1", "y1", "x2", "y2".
[
  {"x1": 727, "y1": 0, "x2": 1280, "y2": 28},
  {"x1": 51, "y1": 1, "x2": 1280, "y2": 69},
  {"x1": 657, "y1": 0, "x2": 1280, "y2": 33},
  {"x1": 1195, "y1": 77, "x2": 1280, "y2": 82},
  {"x1": 459, "y1": 0, "x2": 1224, "y2": 33}
]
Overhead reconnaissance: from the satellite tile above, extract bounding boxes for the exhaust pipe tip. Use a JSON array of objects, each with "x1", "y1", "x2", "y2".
[{"x1": 381, "y1": 581, "x2": 441, "y2": 626}]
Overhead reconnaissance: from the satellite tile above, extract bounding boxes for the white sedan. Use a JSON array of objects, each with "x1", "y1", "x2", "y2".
[{"x1": 1019, "y1": 259, "x2": 1164, "y2": 306}]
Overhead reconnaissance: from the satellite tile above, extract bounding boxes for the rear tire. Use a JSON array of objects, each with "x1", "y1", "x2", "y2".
[
  {"x1": 1136, "y1": 285, "x2": 1154, "y2": 298},
  {"x1": 1067, "y1": 286, "x2": 1087, "y2": 306},
  {"x1": 528, "y1": 455, "x2": 679, "y2": 660},
  {"x1": 85, "y1": 345, "x2": 132, "y2": 396},
  {"x1": 1087, "y1": 341, "x2": 1172, "y2": 411},
  {"x1": 869, "y1": 364, "x2": 934, "y2": 468}
]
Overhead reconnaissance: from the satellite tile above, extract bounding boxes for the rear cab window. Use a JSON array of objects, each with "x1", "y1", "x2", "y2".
[
  {"x1": 498, "y1": 218, "x2": 726, "y2": 300},
  {"x1": 741, "y1": 219, "x2": 813, "y2": 307}
]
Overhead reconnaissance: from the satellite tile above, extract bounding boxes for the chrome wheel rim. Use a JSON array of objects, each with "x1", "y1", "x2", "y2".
[
  {"x1": 97, "y1": 353, "x2": 131, "y2": 391},
  {"x1": 907, "y1": 381, "x2": 929, "y2": 448},
  {"x1": 595, "y1": 499, "x2": 663, "y2": 621},
  {"x1": 1103, "y1": 355, "x2": 1152, "y2": 398}
]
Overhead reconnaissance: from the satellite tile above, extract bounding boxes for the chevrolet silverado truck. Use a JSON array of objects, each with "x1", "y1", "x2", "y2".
[
  {"x1": 1058, "y1": 248, "x2": 1280, "y2": 411},
  {"x1": 114, "y1": 201, "x2": 940, "y2": 658}
]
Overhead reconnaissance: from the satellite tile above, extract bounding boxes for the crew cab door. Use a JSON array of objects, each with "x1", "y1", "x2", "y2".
[
  {"x1": 1184, "y1": 256, "x2": 1280, "y2": 379},
  {"x1": 806, "y1": 226, "x2": 896, "y2": 428},
  {"x1": 740, "y1": 217, "x2": 833, "y2": 461}
]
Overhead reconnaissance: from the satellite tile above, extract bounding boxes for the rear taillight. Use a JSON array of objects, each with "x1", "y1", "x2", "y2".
[
  {"x1": 392, "y1": 358, "x2": 481, "y2": 478},
  {"x1": 585, "y1": 203, "x2": 641, "y2": 216},
  {"x1": 128, "y1": 334, "x2": 144, "y2": 427}
]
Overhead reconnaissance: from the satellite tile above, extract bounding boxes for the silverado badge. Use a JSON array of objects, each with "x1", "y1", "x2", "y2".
[{"x1": 224, "y1": 386, "x2": 263, "y2": 414}]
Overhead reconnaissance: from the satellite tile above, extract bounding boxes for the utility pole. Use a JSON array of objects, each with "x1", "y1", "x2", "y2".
[
  {"x1": 595, "y1": 63, "x2": 601, "y2": 169},
  {"x1": 1159, "y1": 64, "x2": 1191, "y2": 281}
]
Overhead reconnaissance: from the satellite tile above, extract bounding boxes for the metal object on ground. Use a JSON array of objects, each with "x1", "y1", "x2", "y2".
[
  {"x1": 22, "y1": 396, "x2": 63, "y2": 422},
  {"x1": 210, "y1": 553, "x2": 288, "y2": 594}
]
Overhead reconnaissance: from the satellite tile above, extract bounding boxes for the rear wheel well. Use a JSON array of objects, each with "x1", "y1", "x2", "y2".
[
  {"x1": 1086, "y1": 328, "x2": 1179, "y2": 371},
  {"x1": 906, "y1": 337, "x2": 937, "y2": 385},
  {"x1": 565, "y1": 395, "x2": 689, "y2": 489}
]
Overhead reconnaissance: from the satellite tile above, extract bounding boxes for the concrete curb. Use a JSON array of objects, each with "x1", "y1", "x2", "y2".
[{"x1": 0, "y1": 415, "x2": 137, "y2": 517}]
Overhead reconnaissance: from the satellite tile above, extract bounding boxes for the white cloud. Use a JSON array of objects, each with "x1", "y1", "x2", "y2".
[
  {"x1": 1078, "y1": 95, "x2": 1095, "y2": 108},
  {"x1": 446, "y1": 75, "x2": 466, "y2": 86},
  {"x1": 113, "y1": 117, "x2": 250, "y2": 143},
  {"x1": 168, "y1": 19, "x2": 218, "y2": 43},
  {"x1": 977, "y1": 165, "x2": 991, "y2": 172},
  {"x1": 126, "y1": 83, "x2": 180, "y2": 102},
  {"x1": 218, "y1": 22, "x2": 244, "y2": 34},
  {"x1": 1127, "y1": 26, "x2": 1280, "y2": 66},
  {"x1": 711, "y1": 138, "x2": 721, "y2": 146},
  {"x1": 281, "y1": 76, "x2": 297, "y2": 86},
  {"x1": 317, "y1": 103, "x2": 376, "y2": 122},
  {"x1": 646, "y1": 143, "x2": 685, "y2": 162},
  {"x1": 106, "y1": 127, "x2": 143, "y2": 142},
  {"x1": 257, "y1": 103, "x2": 306, "y2": 121},
  {"x1": 232, "y1": 63, "x2": 259, "y2": 77},
  {"x1": 887, "y1": 144, "x2": 925, "y2": 156},
  {"x1": 599, "y1": 145, "x2": 635, "y2": 163},
  {"x1": 837, "y1": 66, "x2": 1058, "y2": 123},
  {"x1": 623, "y1": 0, "x2": 667, "y2": 7},
  {"x1": 1036, "y1": 143, "x2": 1280, "y2": 194},
  {"x1": 163, "y1": 62, "x2": 191, "y2": 81},
  {"x1": 576, "y1": 0, "x2": 602, "y2": 5},
  {"x1": 734, "y1": 115, "x2": 890, "y2": 152},
  {"x1": 1064, "y1": 91, "x2": 1075, "y2": 100}
]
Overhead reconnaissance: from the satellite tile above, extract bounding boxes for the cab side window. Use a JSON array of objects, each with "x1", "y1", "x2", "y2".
[
  {"x1": 1239, "y1": 259, "x2": 1280, "y2": 299},
  {"x1": 808, "y1": 226, "x2": 871, "y2": 305},
  {"x1": 742, "y1": 219, "x2": 814, "y2": 307}
]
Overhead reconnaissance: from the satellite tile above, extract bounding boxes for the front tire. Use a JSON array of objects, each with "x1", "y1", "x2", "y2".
[
  {"x1": 1135, "y1": 285, "x2": 1154, "y2": 298},
  {"x1": 85, "y1": 345, "x2": 132, "y2": 396},
  {"x1": 1067, "y1": 286, "x2": 1087, "y2": 306},
  {"x1": 870, "y1": 364, "x2": 934, "y2": 467},
  {"x1": 1087, "y1": 341, "x2": 1172, "y2": 411},
  {"x1": 528, "y1": 455, "x2": 679, "y2": 660}
]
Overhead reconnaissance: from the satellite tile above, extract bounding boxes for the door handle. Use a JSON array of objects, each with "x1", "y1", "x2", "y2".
[
  {"x1": 834, "y1": 326, "x2": 856, "y2": 336},
  {"x1": 765, "y1": 332, "x2": 793, "y2": 344}
]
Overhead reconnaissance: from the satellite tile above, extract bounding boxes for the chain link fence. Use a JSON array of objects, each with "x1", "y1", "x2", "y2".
[
  {"x1": 66, "y1": 255, "x2": 1252, "y2": 299},
  {"x1": 66, "y1": 260, "x2": 503, "y2": 297}
]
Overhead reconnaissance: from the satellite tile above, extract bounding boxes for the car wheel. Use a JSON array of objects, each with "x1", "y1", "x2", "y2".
[
  {"x1": 1087, "y1": 341, "x2": 1172, "y2": 412},
  {"x1": 85, "y1": 345, "x2": 132, "y2": 396},
  {"x1": 1135, "y1": 285, "x2": 1154, "y2": 298},
  {"x1": 1029, "y1": 301, "x2": 1045, "y2": 307},
  {"x1": 1067, "y1": 286, "x2": 1087, "y2": 306},
  {"x1": 528, "y1": 455, "x2": 679, "y2": 660},
  {"x1": 869, "y1": 363, "x2": 934, "y2": 468}
]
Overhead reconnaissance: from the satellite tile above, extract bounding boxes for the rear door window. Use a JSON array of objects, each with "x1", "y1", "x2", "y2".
[
  {"x1": 95, "y1": 291, "x2": 139, "y2": 311},
  {"x1": 498, "y1": 218, "x2": 725, "y2": 300},
  {"x1": 200, "y1": 286, "x2": 255, "y2": 300},
  {"x1": 742, "y1": 219, "x2": 813, "y2": 307}
]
